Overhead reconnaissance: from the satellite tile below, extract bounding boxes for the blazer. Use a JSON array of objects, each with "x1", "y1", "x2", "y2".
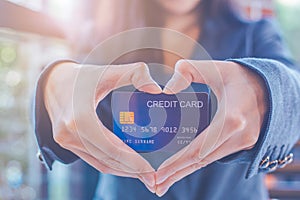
[{"x1": 34, "y1": 9, "x2": 300, "y2": 200}]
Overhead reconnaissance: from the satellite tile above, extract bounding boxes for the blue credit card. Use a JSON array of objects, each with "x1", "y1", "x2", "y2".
[{"x1": 111, "y1": 83, "x2": 213, "y2": 154}]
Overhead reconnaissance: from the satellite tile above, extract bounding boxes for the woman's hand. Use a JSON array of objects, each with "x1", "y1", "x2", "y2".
[
  {"x1": 44, "y1": 61, "x2": 162, "y2": 193},
  {"x1": 155, "y1": 60, "x2": 267, "y2": 196}
]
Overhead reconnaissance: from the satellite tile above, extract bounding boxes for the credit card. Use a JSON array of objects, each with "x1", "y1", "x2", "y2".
[{"x1": 112, "y1": 83, "x2": 213, "y2": 154}]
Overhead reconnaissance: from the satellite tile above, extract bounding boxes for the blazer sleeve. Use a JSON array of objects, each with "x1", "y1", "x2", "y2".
[
  {"x1": 34, "y1": 60, "x2": 79, "y2": 170},
  {"x1": 220, "y1": 18, "x2": 300, "y2": 178}
]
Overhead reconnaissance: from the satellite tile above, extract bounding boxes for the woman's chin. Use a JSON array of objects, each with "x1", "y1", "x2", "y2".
[{"x1": 154, "y1": 0, "x2": 201, "y2": 16}]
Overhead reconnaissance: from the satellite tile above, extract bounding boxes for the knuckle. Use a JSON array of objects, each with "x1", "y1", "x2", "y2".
[
  {"x1": 226, "y1": 113, "x2": 247, "y2": 133},
  {"x1": 97, "y1": 156, "x2": 114, "y2": 174},
  {"x1": 190, "y1": 152, "x2": 201, "y2": 163},
  {"x1": 175, "y1": 59, "x2": 189, "y2": 68},
  {"x1": 110, "y1": 147, "x2": 123, "y2": 163},
  {"x1": 191, "y1": 162, "x2": 204, "y2": 171},
  {"x1": 138, "y1": 62, "x2": 148, "y2": 68},
  {"x1": 192, "y1": 164, "x2": 199, "y2": 170},
  {"x1": 165, "y1": 167, "x2": 176, "y2": 176},
  {"x1": 168, "y1": 176, "x2": 177, "y2": 184},
  {"x1": 64, "y1": 118, "x2": 77, "y2": 133},
  {"x1": 136, "y1": 167, "x2": 145, "y2": 174},
  {"x1": 201, "y1": 158, "x2": 212, "y2": 166},
  {"x1": 175, "y1": 59, "x2": 191, "y2": 74},
  {"x1": 131, "y1": 62, "x2": 149, "y2": 82},
  {"x1": 52, "y1": 120, "x2": 74, "y2": 148},
  {"x1": 175, "y1": 59, "x2": 194, "y2": 82},
  {"x1": 53, "y1": 129, "x2": 68, "y2": 147},
  {"x1": 105, "y1": 157, "x2": 123, "y2": 171},
  {"x1": 136, "y1": 62, "x2": 148, "y2": 74},
  {"x1": 242, "y1": 131, "x2": 259, "y2": 148},
  {"x1": 137, "y1": 163, "x2": 151, "y2": 174}
]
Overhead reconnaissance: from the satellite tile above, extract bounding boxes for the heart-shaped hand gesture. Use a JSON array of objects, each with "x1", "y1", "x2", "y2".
[{"x1": 44, "y1": 59, "x2": 267, "y2": 196}]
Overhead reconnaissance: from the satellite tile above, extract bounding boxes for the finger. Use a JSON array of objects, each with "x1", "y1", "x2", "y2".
[
  {"x1": 156, "y1": 137, "x2": 243, "y2": 195},
  {"x1": 198, "y1": 134, "x2": 254, "y2": 167},
  {"x1": 163, "y1": 59, "x2": 224, "y2": 97},
  {"x1": 71, "y1": 147, "x2": 136, "y2": 177},
  {"x1": 156, "y1": 122, "x2": 258, "y2": 193},
  {"x1": 86, "y1": 139, "x2": 156, "y2": 188},
  {"x1": 155, "y1": 107, "x2": 226, "y2": 184},
  {"x1": 74, "y1": 62, "x2": 161, "y2": 106},
  {"x1": 156, "y1": 130, "x2": 256, "y2": 195},
  {"x1": 163, "y1": 69, "x2": 192, "y2": 94},
  {"x1": 96, "y1": 62, "x2": 162, "y2": 99},
  {"x1": 53, "y1": 125, "x2": 156, "y2": 187},
  {"x1": 70, "y1": 147, "x2": 156, "y2": 193},
  {"x1": 156, "y1": 163, "x2": 203, "y2": 197},
  {"x1": 156, "y1": 102, "x2": 250, "y2": 184},
  {"x1": 155, "y1": 134, "x2": 244, "y2": 196},
  {"x1": 56, "y1": 114, "x2": 156, "y2": 182},
  {"x1": 69, "y1": 142, "x2": 156, "y2": 189},
  {"x1": 79, "y1": 114, "x2": 156, "y2": 172}
]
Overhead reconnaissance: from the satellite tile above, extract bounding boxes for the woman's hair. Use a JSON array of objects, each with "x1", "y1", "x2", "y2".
[
  {"x1": 74, "y1": 0, "x2": 233, "y2": 54},
  {"x1": 72, "y1": 0, "x2": 237, "y2": 66}
]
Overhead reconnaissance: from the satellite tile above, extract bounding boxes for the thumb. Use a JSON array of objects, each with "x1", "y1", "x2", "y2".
[
  {"x1": 93, "y1": 62, "x2": 162, "y2": 102},
  {"x1": 106, "y1": 62, "x2": 162, "y2": 94},
  {"x1": 129, "y1": 63, "x2": 162, "y2": 94},
  {"x1": 163, "y1": 59, "x2": 224, "y2": 98},
  {"x1": 163, "y1": 59, "x2": 196, "y2": 94}
]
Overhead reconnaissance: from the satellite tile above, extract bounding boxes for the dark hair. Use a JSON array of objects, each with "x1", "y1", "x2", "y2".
[
  {"x1": 79, "y1": 0, "x2": 234, "y2": 43},
  {"x1": 76, "y1": 0, "x2": 235, "y2": 62}
]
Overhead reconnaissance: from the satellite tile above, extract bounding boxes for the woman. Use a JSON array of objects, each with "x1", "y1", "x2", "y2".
[{"x1": 35, "y1": 0, "x2": 300, "y2": 199}]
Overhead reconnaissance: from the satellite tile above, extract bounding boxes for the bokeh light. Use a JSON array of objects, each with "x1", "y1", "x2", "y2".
[
  {"x1": 0, "y1": 45, "x2": 17, "y2": 64},
  {"x1": 277, "y1": 0, "x2": 300, "y2": 7},
  {"x1": 5, "y1": 70, "x2": 22, "y2": 87},
  {"x1": 5, "y1": 160, "x2": 23, "y2": 189}
]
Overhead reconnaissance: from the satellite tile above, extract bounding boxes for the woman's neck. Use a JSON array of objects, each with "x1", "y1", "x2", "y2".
[{"x1": 162, "y1": 11, "x2": 200, "y2": 34}]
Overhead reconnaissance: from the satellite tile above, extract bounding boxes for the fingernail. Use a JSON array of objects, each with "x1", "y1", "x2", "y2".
[
  {"x1": 162, "y1": 87, "x2": 173, "y2": 94},
  {"x1": 153, "y1": 82, "x2": 163, "y2": 90},
  {"x1": 140, "y1": 83, "x2": 162, "y2": 94},
  {"x1": 153, "y1": 84, "x2": 163, "y2": 94},
  {"x1": 156, "y1": 193, "x2": 163, "y2": 197},
  {"x1": 156, "y1": 187, "x2": 167, "y2": 197},
  {"x1": 156, "y1": 173, "x2": 167, "y2": 185},
  {"x1": 147, "y1": 185, "x2": 155, "y2": 194}
]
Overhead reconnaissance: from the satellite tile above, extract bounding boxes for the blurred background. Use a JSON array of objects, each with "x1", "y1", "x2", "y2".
[{"x1": 0, "y1": 0, "x2": 299, "y2": 199}]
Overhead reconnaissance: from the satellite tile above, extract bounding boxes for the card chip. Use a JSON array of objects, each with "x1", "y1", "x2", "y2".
[{"x1": 119, "y1": 112, "x2": 135, "y2": 124}]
